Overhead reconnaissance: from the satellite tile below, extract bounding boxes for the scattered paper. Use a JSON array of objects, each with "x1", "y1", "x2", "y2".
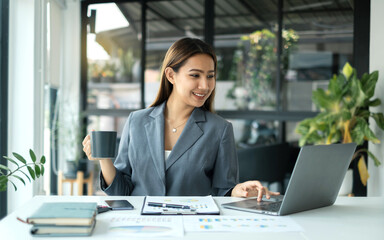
[
  {"x1": 107, "y1": 216, "x2": 184, "y2": 237},
  {"x1": 183, "y1": 215, "x2": 303, "y2": 232}
]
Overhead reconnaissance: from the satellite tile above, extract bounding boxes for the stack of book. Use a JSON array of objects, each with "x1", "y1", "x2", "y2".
[{"x1": 26, "y1": 202, "x2": 97, "y2": 237}]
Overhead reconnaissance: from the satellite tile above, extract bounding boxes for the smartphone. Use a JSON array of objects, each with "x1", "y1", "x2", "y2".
[{"x1": 105, "y1": 200, "x2": 134, "y2": 210}]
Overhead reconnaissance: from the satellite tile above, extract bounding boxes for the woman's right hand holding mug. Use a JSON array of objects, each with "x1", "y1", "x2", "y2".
[{"x1": 82, "y1": 134, "x2": 98, "y2": 161}]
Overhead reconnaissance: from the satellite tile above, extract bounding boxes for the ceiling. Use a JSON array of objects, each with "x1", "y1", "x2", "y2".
[{"x1": 93, "y1": 0, "x2": 354, "y2": 55}]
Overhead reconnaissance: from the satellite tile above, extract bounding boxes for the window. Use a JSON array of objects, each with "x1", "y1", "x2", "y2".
[{"x1": 80, "y1": 0, "x2": 354, "y2": 146}]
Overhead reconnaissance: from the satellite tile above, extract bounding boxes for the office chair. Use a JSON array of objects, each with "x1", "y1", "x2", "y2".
[{"x1": 237, "y1": 143, "x2": 290, "y2": 193}]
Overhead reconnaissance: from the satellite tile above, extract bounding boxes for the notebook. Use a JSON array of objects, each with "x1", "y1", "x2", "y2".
[
  {"x1": 30, "y1": 219, "x2": 96, "y2": 237},
  {"x1": 27, "y1": 202, "x2": 97, "y2": 226},
  {"x1": 222, "y1": 143, "x2": 357, "y2": 216}
]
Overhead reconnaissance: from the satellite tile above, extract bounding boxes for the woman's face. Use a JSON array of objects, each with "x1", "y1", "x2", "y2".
[{"x1": 166, "y1": 54, "x2": 215, "y2": 108}]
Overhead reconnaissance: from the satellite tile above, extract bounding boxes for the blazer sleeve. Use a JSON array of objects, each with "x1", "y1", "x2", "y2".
[
  {"x1": 211, "y1": 122, "x2": 239, "y2": 196},
  {"x1": 100, "y1": 113, "x2": 134, "y2": 196}
]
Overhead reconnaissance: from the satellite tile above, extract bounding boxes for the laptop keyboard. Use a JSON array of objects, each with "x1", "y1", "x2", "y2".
[{"x1": 252, "y1": 201, "x2": 282, "y2": 212}]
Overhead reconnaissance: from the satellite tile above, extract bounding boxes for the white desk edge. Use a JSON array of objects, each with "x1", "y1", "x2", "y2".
[{"x1": 0, "y1": 195, "x2": 383, "y2": 240}]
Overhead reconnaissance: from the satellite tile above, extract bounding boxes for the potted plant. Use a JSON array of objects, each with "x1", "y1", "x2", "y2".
[
  {"x1": 227, "y1": 29, "x2": 299, "y2": 110},
  {"x1": 116, "y1": 48, "x2": 135, "y2": 83},
  {"x1": 0, "y1": 150, "x2": 46, "y2": 192},
  {"x1": 100, "y1": 62, "x2": 116, "y2": 83},
  {"x1": 56, "y1": 101, "x2": 89, "y2": 179},
  {"x1": 88, "y1": 62, "x2": 101, "y2": 83},
  {"x1": 296, "y1": 63, "x2": 384, "y2": 186}
]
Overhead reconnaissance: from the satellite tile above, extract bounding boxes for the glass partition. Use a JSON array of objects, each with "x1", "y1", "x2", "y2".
[
  {"x1": 282, "y1": 0, "x2": 353, "y2": 111},
  {"x1": 87, "y1": 2, "x2": 142, "y2": 111},
  {"x1": 214, "y1": 0, "x2": 278, "y2": 111}
]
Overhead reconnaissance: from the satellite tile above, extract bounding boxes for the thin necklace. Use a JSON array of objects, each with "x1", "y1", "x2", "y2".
[{"x1": 166, "y1": 118, "x2": 188, "y2": 133}]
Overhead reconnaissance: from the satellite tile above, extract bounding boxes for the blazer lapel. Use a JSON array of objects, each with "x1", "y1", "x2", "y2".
[
  {"x1": 165, "y1": 108, "x2": 205, "y2": 171},
  {"x1": 145, "y1": 103, "x2": 166, "y2": 186}
]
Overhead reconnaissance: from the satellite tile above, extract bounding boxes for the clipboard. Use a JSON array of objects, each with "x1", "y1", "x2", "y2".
[{"x1": 141, "y1": 196, "x2": 220, "y2": 215}]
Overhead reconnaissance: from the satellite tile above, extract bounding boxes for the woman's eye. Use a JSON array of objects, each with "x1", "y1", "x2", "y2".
[
  {"x1": 207, "y1": 75, "x2": 215, "y2": 79},
  {"x1": 190, "y1": 74, "x2": 199, "y2": 78}
]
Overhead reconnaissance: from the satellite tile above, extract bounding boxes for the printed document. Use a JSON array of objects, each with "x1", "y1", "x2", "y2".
[
  {"x1": 141, "y1": 196, "x2": 220, "y2": 215},
  {"x1": 106, "y1": 216, "x2": 183, "y2": 237},
  {"x1": 183, "y1": 215, "x2": 303, "y2": 232}
]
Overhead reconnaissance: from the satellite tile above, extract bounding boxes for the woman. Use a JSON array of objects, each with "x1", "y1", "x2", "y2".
[{"x1": 83, "y1": 38, "x2": 279, "y2": 200}]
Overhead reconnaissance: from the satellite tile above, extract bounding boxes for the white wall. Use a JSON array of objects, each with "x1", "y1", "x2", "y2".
[
  {"x1": 8, "y1": 0, "x2": 38, "y2": 213},
  {"x1": 368, "y1": 0, "x2": 384, "y2": 196},
  {"x1": 6, "y1": 0, "x2": 80, "y2": 213}
]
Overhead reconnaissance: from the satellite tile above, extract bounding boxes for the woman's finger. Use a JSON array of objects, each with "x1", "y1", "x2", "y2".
[
  {"x1": 257, "y1": 186, "x2": 265, "y2": 201},
  {"x1": 264, "y1": 186, "x2": 271, "y2": 199},
  {"x1": 82, "y1": 134, "x2": 90, "y2": 146},
  {"x1": 269, "y1": 191, "x2": 280, "y2": 196}
]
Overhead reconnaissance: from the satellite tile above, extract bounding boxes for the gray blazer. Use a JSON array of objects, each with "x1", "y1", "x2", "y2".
[{"x1": 102, "y1": 101, "x2": 239, "y2": 196}]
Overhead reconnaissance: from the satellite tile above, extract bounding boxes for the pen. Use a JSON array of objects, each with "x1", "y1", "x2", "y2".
[{"x1": 147, "y1": 202, "x2": 191, "y2": 209}]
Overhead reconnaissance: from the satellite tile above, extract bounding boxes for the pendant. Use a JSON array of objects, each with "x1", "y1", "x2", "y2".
[{"x1": 172, "y1": 128, "x2": 177, "y2": 133}]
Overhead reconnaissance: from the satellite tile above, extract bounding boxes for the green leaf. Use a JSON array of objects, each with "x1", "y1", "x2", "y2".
[
  {"x1": 342, "y1": 62, "x2": 353, "y2": 79},
  {"x1": 338, "y1": 74, "x2": 349, "y2": 96},
  {"x1": 0, "y1": 175, "x2": 7, "y2": 184},
  {"x1": 362, "y1": 71, "x2": 379, "y2": 99},
  {"x1": 40, "y1": 165, "x2": 45, "y2": 176},
  {"x1": 367, "y1": 151, "x2": 381, "y2": 166},
  {"x1": 13, "y1": 152, "x2": 26, "y2": 164},
  {"x1": 11, "y1": 175, "x2": 26, "y2": 186},
  {"x1": 362, "y1": 121, "x2": 380, "y2": 143},
  {"x1": 312, "y1": 89, "x2": 334, "y2": 110},
  {"x1": 3, "y1": 156, "x2": 19, "y2": 167},
  {"x1": 0, "y1": 164, "x2": 11, "y2": 173},
  {"x1": 9, "y1": 180, "x2": 17, "y2": 191},
  {"x1": 360, "y1": 72, "x2": 370, "y2": 87},
  {"x1": 40, "y1": 156, "x2": 46, "y2": 164},
  {"x1": 19, "y1": 170, "x2": 31, "y2": 183},
  {"x1": 35, "y1": 165, "x2": 41, "y2": 178},
  {"x1": 367, "y1": 98, "x2": 381, "y2": 107},
  {"x1": 0, "y1": 183, "x2": 7, "y2": 192},
  {"x1": 371, "y1": 112, "x2": 384, "y2": 130},
  {"x1": 341, "y1": 110, "x2": 352, "y2": 121},
  {"x1": 29, "y1": 149, "x2": 36, "y2": 163},
  {"x1": 351, "y1": 121, "x2": 365, "y2": 145},
  {"x1": 349, "y1": 73, "x2": 366, "y2": 107},
  {"x1": 328, "y1": 75, "x2": 342, "y2": 96},
  {"x1": 27, "y1": 166, "x2": 35, "y2": 180},
  {"x1": 355, "y1": 109, "x2": 370, "y2": 119}
]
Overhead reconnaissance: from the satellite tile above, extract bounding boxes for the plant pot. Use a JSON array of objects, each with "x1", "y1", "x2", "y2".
[
  {"x1": 116, "y1": 75, "x2": 130, "y2": 83},
  {"x1": 338, "y1": 169, "x2": 353, "y2": 196},
  {"x1": 100, "y1": 76, "x2": 115, "y2": 83},
  {"x1": 90, "y1": 76, "x2": 100, "y2": 83}
]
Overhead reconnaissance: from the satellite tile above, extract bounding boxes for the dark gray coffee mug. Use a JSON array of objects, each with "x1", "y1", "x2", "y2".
[{"x1": 91, "y1": 131, "x2": 117, "y2": 159}]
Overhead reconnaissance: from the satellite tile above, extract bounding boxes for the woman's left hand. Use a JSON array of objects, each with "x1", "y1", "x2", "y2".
[{"x1": 231, "y1": 181, "x2": 280, "y2": 201}]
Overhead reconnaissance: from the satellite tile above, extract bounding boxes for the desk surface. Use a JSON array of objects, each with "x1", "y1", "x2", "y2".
[{"x1": 1, "y1": 195, "x2": 383, "y2": 240}]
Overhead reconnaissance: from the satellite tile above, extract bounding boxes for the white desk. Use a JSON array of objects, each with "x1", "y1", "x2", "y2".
[{"x1": 0, "y1": 195, "x2": 383, "y2": 239}]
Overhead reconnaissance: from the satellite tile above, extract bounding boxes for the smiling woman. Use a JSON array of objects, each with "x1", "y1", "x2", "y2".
[{"x1": 82, "y1": 37, "x2": 279, "y2": 200}]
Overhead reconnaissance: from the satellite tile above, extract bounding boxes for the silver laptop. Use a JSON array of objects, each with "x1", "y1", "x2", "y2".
[{"x1": 222, "y1": 143, "x2": 357, "y2": 216}]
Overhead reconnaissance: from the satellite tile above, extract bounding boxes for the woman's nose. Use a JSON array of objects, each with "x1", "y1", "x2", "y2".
[{"x1": 198, "y1": 77, "x2": 209, "y2": 90}]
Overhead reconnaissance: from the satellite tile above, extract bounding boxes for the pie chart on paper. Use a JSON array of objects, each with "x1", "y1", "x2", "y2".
[{"x1": 109, "y1": 225, "x2": 172, "y2": 235}]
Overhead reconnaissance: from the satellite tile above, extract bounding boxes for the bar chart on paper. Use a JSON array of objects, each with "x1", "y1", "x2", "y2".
[{"x1": 183, "y1": 216, "x2": 303, "y2": 232}]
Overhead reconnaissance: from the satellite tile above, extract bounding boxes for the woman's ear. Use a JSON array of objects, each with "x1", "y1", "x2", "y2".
[{"x1": 165, "y1": 67, "x2": 175, "y2": 84}]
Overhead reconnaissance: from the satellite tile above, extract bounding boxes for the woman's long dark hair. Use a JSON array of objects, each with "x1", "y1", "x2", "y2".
[{"x1": 149, "y1": 38, "x2": 217, "y2": 112}]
